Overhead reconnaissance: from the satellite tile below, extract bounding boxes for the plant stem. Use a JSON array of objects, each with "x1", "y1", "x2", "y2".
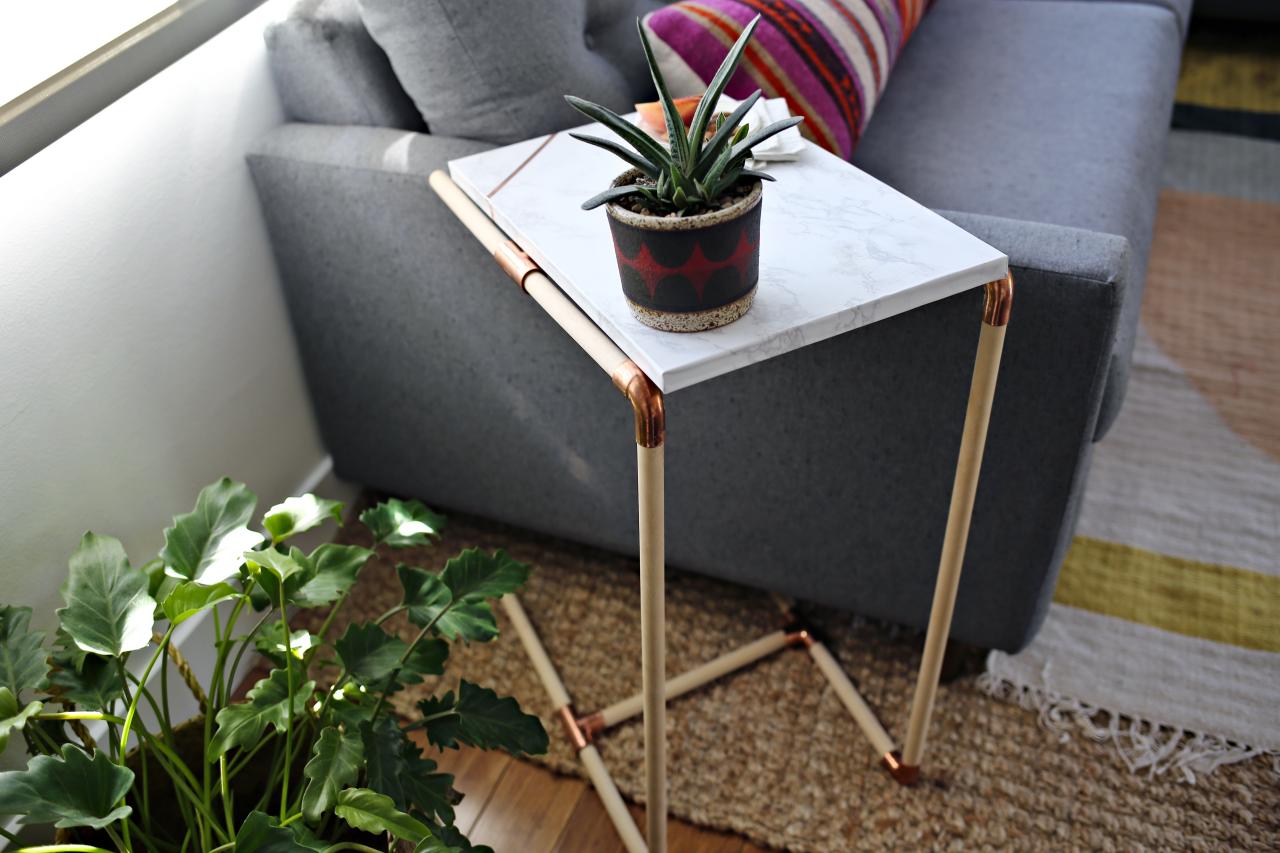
[
  {"x1": 278, "y1": 583, "x2": 296, "y2": 821},
  {"x1": 33, "y1": 711, "x2": 126, "y2": 724},
  {"x1": 371, "y1": 603, "x2": 403, "y2": 627},
  {"x1": 15, "y1": 846, "x2": 117, "y2": 853},
  {"x1": 368, "y1": 601, "x2": 453, "y2": 723},
  {"x1": 115, "y1": 628, "x2": 175, "y2": 853},
  {"x1": 220, "y1": 754, "x2": 235, "y2": 839},
  {"x1": 223, "y1": 609, "x2": 273, "y2": 702}
]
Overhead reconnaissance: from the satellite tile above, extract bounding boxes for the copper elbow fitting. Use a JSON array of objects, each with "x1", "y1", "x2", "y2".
[
  {"x1": 882, "y1": 751, "x2": 920, "y2": 786},
  {"x1": 611, "y1": 360, "x2": 666, "y2": 448},
  {"x1": 982, "y1": 273, "x2": 1014, "y2": 327},
  {"x1": 556, "y1": 706, "x2": 589, "y2": 752}
]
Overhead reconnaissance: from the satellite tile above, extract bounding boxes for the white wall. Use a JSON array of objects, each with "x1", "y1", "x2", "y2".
[{"x1": 0, "y1": 1, "x2": 326, "y2": 633}]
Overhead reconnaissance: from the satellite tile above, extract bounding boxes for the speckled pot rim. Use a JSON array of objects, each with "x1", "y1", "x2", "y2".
[{"x1": 605, "y1": 168, "x2": 763, "y2": 232}]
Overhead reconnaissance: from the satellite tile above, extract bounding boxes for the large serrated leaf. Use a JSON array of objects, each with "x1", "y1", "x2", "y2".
[
  {"x1": 161, "y1": 478, "x2": 264, "y2": 584},
  {"x1": 262, "y1": 494, "x2": 344, "y2": 544},
  {"x1": 334, "y1": 623, "x2": 408, "y2": 686},
  {"x1": 45, "y1": 651, "x2": 124, "y2": 710},
  {"x1": 301, "y1": 726, "x2": 363, "y2": 824},
  {"x1": 0, "y1": 743, "x2": 133, "y2": 829},
  {"x1": 360, "y1": 499, "x2": 445, "y2": 548},
  {"x1": 398, "y1": 566, "x2": 497, "y2": 643},
  {"x1": 234, "y1": 810, "x2": 320, "y2": 852},
  {"x1": 414, "y1": 681, "x2": 546, "y2": 756},
  {"x1": 209, "y1": 668, "x2": 314, "y2": 758},
  {"x1": 400, "y1": 743, "x2": 456, "y2": 825},
  {"x1": 360, "y1": 715, "x2": 409, "y2": 809},
  {"x1": 335, "y1": 787, "x2": 431, "y2": 843},
  {"x1": 161, "y1": 580, "x2": 239, "y2": 625},
  {"x1": 0, "y1": 605, "x2": 48, "y2": 698},
  {"x1": 58, "y1": 532, "x2": 155, "y2": 656},
  {"x1": 292, "y1": 543, "x2": 374, "y2": 607},
  {"x1": 440, "y1": 549, "x2": 530, "y2": 601},
  {"x1": 0, "y1": 687, "x2": 42, "y2": 753}
]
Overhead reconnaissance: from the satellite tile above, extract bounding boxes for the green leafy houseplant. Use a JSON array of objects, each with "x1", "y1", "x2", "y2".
[
  {"x1": 0, "y1": 478, "x2": 547, "y2": 852},
  {"x1": 565, "y1": 15, "x2": 801, "y2": 215}
]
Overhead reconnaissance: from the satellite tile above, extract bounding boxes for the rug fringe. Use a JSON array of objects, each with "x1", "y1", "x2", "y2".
[{"x1": 977, "y1": 661, "x2": 1280, "y2": 784}]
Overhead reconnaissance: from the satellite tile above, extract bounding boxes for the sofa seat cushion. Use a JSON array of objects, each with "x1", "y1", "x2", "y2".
[
  {"x1": 641, "y1": 0, "x2": 931, "y2": 160},
  {"x1": 852, "y1": 0, "x2": 1180, "y2": 436},
  {"x1": 357, "y1": 0, "x2": 666, "y2": 144}
]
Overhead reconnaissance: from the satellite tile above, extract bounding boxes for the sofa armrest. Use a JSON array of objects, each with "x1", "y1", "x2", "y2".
[{"x1": 265, "y1": 0, "x2": 422, "y2": 130}]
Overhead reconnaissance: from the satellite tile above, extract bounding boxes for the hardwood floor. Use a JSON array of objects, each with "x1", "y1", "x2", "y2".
[{"x1": 417, "y1": 733, "x2": 769, "y2": 852}]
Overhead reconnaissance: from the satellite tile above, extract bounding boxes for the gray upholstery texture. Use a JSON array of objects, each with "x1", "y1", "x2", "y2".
[
  {"x1": 852, "y1": 0, "x2": 1181, "y2": 436},
  {"x1": 265, "y1": 0, "x2": 422, "y2": 129},
  {"x1": 1003, "y1": 0, "x2": 1194, "y2": 36},
  {"x1": 249, "y1": 123, "x2": 1128, "y2": 652},
  {"x1": 356, "y1": 0, "x2": 665, "y2": 144}
]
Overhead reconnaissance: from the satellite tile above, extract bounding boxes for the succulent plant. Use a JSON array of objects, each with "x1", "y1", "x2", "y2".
[{"x1": 566, "y1": 15, "x2": 802, "y2": 215}]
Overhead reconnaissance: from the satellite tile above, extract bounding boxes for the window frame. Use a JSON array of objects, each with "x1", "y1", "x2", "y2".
[{"x1": 0, "y1": 0, "x2": 267, "y2": 177}]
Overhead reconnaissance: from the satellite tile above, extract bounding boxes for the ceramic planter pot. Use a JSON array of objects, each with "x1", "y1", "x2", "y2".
[{"x1": 605, "y1": 169, "x2": 762, "y2": 332}]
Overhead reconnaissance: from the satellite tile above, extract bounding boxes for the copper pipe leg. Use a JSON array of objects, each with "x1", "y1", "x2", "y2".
[{"x1": 900, "y1": 274, "x2": 1012, "y2": 772}]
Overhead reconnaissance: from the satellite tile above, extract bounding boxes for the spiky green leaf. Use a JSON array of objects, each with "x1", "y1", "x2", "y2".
[
  {"x1": 0, "y1": 606, "x2": 48, "y2": 698},
  {"x1": 0, "y1": 688, "x2": 41, "y2": 753},
  {"x1": 209, "y1": 668, "x2": 314, "y2": 758},
  {"x1": 636, "y1": 17, "x2": 689, "y2": 167},
  {"x1": 581, "y1": 183, "x2": 647, "y2": 211},
  {"x1": 335, "y1": 787, "x2": 432, "y2": 843},
  {"x1": 0, "y1": 744, "x2": 133, "y2": 829},
  {"x1": 57, "y1": 533, "x2": 154, "y2": 656},
  {"x1": 728, "y1": 116, "x2": 805, "y2": 164},
  {"x1": 262, "y1": 494, "x2": 344, "y2": 544},
  {"x1": 688, "y1": 14, "x2": 762, "y2": 163},
  {"x1": 567, "y1": 133, "x2": 660, "y2": 179},
  {"x1": 694, "y1": 90, "x2": 762, "y2": 172},
  {"x1": 162, "y1": 580, "x2": 239, "y2": 625},
  {"x1": 564, "y1": 95, "x2": 672, "y2": 171},
  {"x1": 360, "y1": 499, "x2": 446, "y2": 548},
  {"x1": 161, "y1": 477, "x2": 263, "y2": 584},
  {"x1": 360, "y1": 715, "x2": 409, "y2": 808},
  {"x1": 301, "y1": 726, "x2": 364, "y2": 824}
]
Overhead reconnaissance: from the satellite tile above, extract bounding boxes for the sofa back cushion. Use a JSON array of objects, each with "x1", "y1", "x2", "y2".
[
  {"x1": 642, "y1": 0, "x2": 930, "y2": 160},
  {"x1": 357, "y1": 0, "x2": 665, "y2": 144}
]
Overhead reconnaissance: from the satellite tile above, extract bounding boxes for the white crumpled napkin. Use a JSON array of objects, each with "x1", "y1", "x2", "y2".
[{"x1": 716, "y1": 95, "x2": 805, "y2": 169}]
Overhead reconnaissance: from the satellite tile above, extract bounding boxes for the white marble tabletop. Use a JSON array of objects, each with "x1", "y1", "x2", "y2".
[{"x1": 449, "y1": 123, "x2": 1007, "y2": 393}]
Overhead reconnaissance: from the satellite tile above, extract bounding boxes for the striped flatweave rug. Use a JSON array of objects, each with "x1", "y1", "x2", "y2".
[{"x1": 982, "y1": 21, "x2": 1280, "y2": 781}]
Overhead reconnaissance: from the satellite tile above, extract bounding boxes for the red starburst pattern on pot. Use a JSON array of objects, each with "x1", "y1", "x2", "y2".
[{"x1": 616, "y1": 230, "x2": 758, "y2": 302}]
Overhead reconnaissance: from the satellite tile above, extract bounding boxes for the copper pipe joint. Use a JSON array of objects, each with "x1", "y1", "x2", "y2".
[
  {"x1": 556, "y1": 705, "x2": 589, "y2": 752},
  {"x1": 611, "y1": 360, "x2": 666, "y2": 448},
  {"x1": 982, "y1": 273, "x2": 1014, "y2": 327},
  {"x1": 882, "y1": 750, "x2": 920, "y2": 786},
  {"x1": 494, "y1": 240, "x2": 539, "y2": 291},
  {"x1": 785, "y1": 628, "x2": 815, "y2": 648},
  {"x1": 576, "y1": 711, "x2": 606, "y2": 743}
]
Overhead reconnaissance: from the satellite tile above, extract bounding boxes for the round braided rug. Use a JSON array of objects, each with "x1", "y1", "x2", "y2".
[{"x1": 307, "y1": 511, "x2": 1279, "y2": 852}]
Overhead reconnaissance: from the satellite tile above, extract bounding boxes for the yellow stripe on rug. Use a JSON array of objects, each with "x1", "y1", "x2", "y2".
[
  {"x1": 1054, "y1": 536, "x2": 1280, "y2": 653},
  {"x1": 1176, "y1": 41, "x2": 1280, "y2": 114}
]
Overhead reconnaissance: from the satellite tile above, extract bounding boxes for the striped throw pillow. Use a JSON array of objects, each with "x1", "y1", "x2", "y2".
[{"x1": 642, "y1": 0, "x2": 931, "y2": 160}]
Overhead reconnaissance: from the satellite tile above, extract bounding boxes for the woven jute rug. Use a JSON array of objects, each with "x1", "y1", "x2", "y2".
[{"x1": 308, "y1": 513, "x2": 1280, "y2": 852}]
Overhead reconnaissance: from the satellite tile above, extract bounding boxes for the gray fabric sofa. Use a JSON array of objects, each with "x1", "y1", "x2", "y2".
[{"x1": 248, "y1": 0, "x2": 1185, "y2": 652}]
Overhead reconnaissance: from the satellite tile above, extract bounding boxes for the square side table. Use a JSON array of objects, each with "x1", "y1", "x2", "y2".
[{"x1": 429, "y1": 127, "x2": 1012, "y2": 853}]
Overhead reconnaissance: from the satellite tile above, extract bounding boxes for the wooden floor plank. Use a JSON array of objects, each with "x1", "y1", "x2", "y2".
[
  {"x1": 666, "y1": 819, "x2": 748, "y2": 852},
  {"x1": 467, "y1": 758, "x2": 587, "y2": 851},
  {"x1": 551, "y1": 781, "x2": 643, "y2": 852}
]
